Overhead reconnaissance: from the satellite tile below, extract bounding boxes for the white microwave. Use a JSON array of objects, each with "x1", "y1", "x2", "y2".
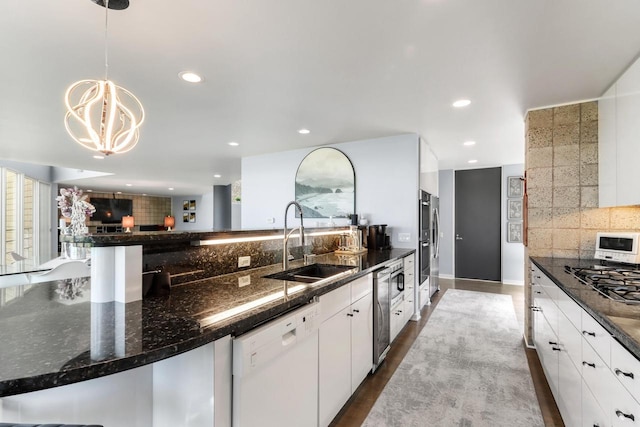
[{"x1": 595, "y1": 232, "x2": 640, "y2": 264}]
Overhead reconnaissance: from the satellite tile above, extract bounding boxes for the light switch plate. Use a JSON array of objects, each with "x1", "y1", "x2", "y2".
[
  {"x1": 398, "y1": 233, "x2": 411, "y2": 242},
  {"x1": 238, "y1": 275, "x2": 251, "y2": 287},
  {"x1": 238, "y1": 256, "x2": 251, "y2": 268}
]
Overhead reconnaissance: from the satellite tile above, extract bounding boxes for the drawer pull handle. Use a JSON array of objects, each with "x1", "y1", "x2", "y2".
[
  {"x1": 535, "y1": 275, "x2": 541, "y2": 279},
  {"x1": 582, "y1": 361, "x2": 596, "y2": 368},
  {"x1": 535, "y1": 291, "x2": 542, "y2": 294},
  {"x1": 616, "y1": 410, "x2": 635, "y2": 422},
  {"x1": 552, "y1": 347, "x2": 561, "y2": 352},
  {"x1": 347, "y1": 313, "x2": 354, "y2": 317},
  {"x1": 548, "y1": 341, "x2": 558, "y2": 345},
  {"x1": 352, "y1": 309, "x2": 360, "y2": 313},
  {"x1": 615, "y1": 368, "x2": 635, "y2": 380},
  {"x1": 582, "y1": 330, "x2": 596, "y2": 337}
]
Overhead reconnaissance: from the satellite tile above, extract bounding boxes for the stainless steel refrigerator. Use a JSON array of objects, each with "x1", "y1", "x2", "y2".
[{"x1": 429, "y1": 196, "x2": 440, "y2": 296}]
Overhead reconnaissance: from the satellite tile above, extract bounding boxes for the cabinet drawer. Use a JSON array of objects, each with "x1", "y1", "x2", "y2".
[
  {"x1": 611, "y1": 337, "x2": 640, "y2": 401},
  {"x1": 582, "y1": 378, "x2": 608, "y2": 427},
  {"x1": 582, "y1": 311, "x2": 612, "y2": 366},
  {"x1": 583, "y1": 340, "x2": 614, "y2": 414},
  {"x1": 350, "y1": 274, "x2": 372, "y2": 303},
  {"x1": 403, "y1": 254, "x2": 415, "y2": 271},
  {"x1": 611, "y1": 369, "x2": 640, "y2": 427},
  {"x1": 319, "y1": 285, "x2": 350, "y2": 324},
  {"x1": 556, "y1": 288, "x2": 581, "y2": 331}
]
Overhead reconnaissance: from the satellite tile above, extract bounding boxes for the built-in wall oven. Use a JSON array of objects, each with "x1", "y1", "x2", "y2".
[
  {"x1": 419, "y1": 191, "x2": 431, "y2": 286},
  {"x1": 372, "y1": 260, "x2": 404, "y2": 372}
]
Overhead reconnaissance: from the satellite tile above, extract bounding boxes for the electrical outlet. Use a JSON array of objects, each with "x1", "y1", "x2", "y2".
[
  {"x1": 238, "y1": 275, "x2": 251, "y2": 287},
  {"x1": 266, "y1": 217, "x2": 275, "y2": 224},
  {"x1": 238, "y1": 256, "x2": 251, "y2": 268},
  {"x1": 398, "y1": 233, "x2": 411, "y2": 242}
]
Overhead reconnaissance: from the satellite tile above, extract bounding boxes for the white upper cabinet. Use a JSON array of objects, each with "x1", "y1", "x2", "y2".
[
  {"x1": 420, "y1": 138, "x2": 439, "y2": 196},
  {"x1": 599, "y1": 56, "x2": 640, "y2": 207},
  {"x1": 598, "y1": 84, "x2": 617, "y2": 207}
]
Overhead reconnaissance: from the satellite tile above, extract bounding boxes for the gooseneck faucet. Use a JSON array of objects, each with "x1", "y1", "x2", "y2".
[{"x1": 283, "y1": 201, "x2": 305, "y2": 271}]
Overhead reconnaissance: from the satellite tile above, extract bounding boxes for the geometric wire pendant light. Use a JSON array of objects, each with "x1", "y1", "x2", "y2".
[{"x1": 64, "y1": 0, "x2": 144, "y2": 156}]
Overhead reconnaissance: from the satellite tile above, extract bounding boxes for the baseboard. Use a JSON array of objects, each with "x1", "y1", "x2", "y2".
[
  {"x1": 502, "y1": 279, "x2": 525, "y2": 286},
  {"x1": 439, "y1": 274, "x2": 454, "y2": 279},
  {"x1": 523, "y1": 334, "x2": 536, "y2": 349}
]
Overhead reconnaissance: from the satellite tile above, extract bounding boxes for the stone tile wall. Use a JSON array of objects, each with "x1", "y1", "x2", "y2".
[{"x1": 524, "y1": 101, "x2": 640, "y2": 342}]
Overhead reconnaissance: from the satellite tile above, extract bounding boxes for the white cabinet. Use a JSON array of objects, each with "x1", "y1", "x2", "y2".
[
  {"x1": 532, "y1": 261, "x2": 640, "y2": 427},
  {"x1": 599, "y1": 55, "x2": 640, "y2": 207},
  {"x1": 403, "y1": 253, "x2": 416, "y2": 323},
  {"x1": 420, "y1": 138, "x2": 439, "y2": 197},
  {"x1": 599, "y1": 83, "x2": 617, "y2": 207},
  {"x1": 318, "y1": 274, "x2": 373, "y2": 427},
  {"x1": 390, "y1": 297, "x2": 405, "y2": 343}
]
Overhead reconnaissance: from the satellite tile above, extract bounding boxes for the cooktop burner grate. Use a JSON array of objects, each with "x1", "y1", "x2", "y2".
[{"x1": 564, "y1": 264, "x2": 640, "y2": 304}]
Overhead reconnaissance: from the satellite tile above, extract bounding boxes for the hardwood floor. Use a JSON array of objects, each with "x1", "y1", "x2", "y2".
[{"x1": 330, "y1": 278, "x2": 565, "y2": 427}]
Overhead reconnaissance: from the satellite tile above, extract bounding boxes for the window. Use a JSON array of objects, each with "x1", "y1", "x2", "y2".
[{"x1": 1, "y1": 168, "x2": 51, "y2": 265}]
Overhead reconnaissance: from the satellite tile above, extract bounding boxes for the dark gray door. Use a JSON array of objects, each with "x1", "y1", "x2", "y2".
[{"x1": 455, "y1": 167, "x2": 501, "y2": 281}]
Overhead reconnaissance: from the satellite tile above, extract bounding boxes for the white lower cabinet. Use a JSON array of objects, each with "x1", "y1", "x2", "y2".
[
  {"x1": 532, "y1": 262, "x2": 640, "y2": 427},
  {"x1": 390, "y1": 297, "x2": 404, "y2": 343},
  {"x1": 318, "y1": 274, "x2": 373, "y2": 427}
]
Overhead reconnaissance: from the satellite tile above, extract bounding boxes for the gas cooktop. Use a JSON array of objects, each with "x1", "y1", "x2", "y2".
[{"x1": 565, "y1": 264, "x2": 640, "y2": 304}]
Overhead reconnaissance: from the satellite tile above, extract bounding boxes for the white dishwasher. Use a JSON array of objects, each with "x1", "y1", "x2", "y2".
[{"x1": 232, "y1": 302, "x2": 320, "y2": 427}]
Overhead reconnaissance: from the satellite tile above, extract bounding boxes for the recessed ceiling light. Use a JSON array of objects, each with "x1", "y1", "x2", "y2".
[
  {"x1": 93, "y1": 155, "x2": 104, "y2": 159},
  {"x1": 453, "y1": 99, "x2": 471, "y2": 108},
  {"x1": 228, "y1": 141, "x2": 239, "y2": 146},
  {"x1": 86, "y1": 189, "x2": 93, "y2": 192},
  {"x1": 463, "y1": 141, "x2": 476, "y2": 146},
  {"x1": 179, "y1": 71, "x2": 203, "y2": 83},
  {"x1": 125, "y1": 183, "x2": 132, "y2": 187},
  {"x1": 116, "y1": 191, "x2": 122, "y2": 194},
  {"x1": 168, "y1": 187, "x2": 174, "y2": 191},
  {"x1": 468, "y1": 159, "x2": 478, "y2": 164},
  {"x1": 298, "y1": 129, "x2": 310, "y2": 134},
  {"x1": 214, "y1": 174, "x2": 222, "y2": 178}
]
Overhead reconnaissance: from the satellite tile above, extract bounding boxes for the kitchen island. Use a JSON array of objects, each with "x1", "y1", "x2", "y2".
[{"x1": 0, "y1": 248, "x2": 413, "y2": 426}]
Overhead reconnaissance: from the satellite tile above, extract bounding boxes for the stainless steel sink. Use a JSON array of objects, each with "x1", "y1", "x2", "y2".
[{"x1": 263, "y1": 263, "x2": 356, "y2": 284}]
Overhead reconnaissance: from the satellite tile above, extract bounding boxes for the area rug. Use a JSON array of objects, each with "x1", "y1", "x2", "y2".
[{"x1": 362, "y1": 289, "x2": 544, "y2": 427}]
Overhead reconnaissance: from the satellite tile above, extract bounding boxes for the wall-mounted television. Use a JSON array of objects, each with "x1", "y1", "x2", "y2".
[{"x1": 90, "y1": 198, "x2": 133, "y2": 224}]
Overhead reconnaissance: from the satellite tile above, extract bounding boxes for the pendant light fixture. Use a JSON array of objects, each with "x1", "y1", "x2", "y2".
[{"x1": 64, "y1": 0, "x2": 144, "y2": 156}]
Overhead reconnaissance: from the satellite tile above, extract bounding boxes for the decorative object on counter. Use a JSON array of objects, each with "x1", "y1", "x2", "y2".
[
  {"x1": 335, "y1": 225, "x2": 367, "y2": 254},
  {"x1": 122, "y1": 215, "x2": 135, "y2": 232},
  {"x1": 295, "y1": 147, "x2": 355, "y2": 219},
  {"x1": 164, "y1": 215, "x2": 175, "y2": 231},
  {"x1": 57, "y1": 186, "x2": 96, "y2": 237},
  {"x1": 57, "y1": 186, "x2": 96, "y2": 259},
  {"x1": 64, "y1": 0, "x2": 144, "y2": 156},
  {"x1": 349, "y1": 213, "x2": 358, "y2": 225}
]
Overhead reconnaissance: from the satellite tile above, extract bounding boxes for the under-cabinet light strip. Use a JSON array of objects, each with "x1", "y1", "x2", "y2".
[
  {"x1": 193, "y1": 229, "x2": 345, "y2": 246},
  {"x1": 199, "y1": 284, "x2": 306, "y2": 327}
]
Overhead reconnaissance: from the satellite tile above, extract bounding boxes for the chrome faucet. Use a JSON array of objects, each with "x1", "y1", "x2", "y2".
[{"x1": 283, "y1": 201, "x2": 305, "y2": 271}]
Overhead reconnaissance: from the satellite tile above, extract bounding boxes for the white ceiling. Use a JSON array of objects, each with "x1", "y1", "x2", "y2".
[{"x1": 2, "y1": 0, "x2": 640, "y2": 196}]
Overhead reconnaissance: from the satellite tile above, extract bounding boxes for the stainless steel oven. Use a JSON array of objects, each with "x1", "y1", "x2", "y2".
[{"x1": 419, "y1": 190, "x2": 431, "y2": 286}]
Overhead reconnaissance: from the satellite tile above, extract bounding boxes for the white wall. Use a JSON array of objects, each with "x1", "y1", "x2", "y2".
[
  {"x1": 501, "y1": 164, "x2": 525, "y2": 285},
  {"x1": 438, "y1": 170, "x2": 454, "y2": 278},
  {"x1": 241, "y1": 134, "x2": 420, "y2": 249},
  {"x1": 171, "y1": 191, "x2": 214, "y2": 231}
]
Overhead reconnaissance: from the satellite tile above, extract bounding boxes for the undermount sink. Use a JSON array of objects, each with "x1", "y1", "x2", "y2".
[{"x1": 264, "y1": 263, "x2": 356, "y2": 284}]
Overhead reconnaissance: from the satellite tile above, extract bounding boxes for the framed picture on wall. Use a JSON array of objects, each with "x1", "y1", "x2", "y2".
[
  {"x1": 507, "y1": 222, "x2": 523, "y2": 243},
  {"x1": 189, "y1": 212, "x2": 196, "y2": 223},
  {"x1": 507, "y1": 199, "x2": 523, "y2": 220},
  {"x1": 183, "y1": 212, "x2": 189, "y2": 223},
  {"x1": 189, "y1": 200, "x2": 196, "y2": 210},
  {"x1": 183, "y1": 200, "x2": 189, "y2": 211},
  {"x1": 507, "y1": 176, "x2": 524, "y2": 198}
]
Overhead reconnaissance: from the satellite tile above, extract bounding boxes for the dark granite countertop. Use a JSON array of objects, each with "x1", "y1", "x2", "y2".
[
  {"x1": 0, "y1": 248, "x2": 413, "y2": 397},
  {"x1": 530, "y1": 257, "x2": 640, "y2": 360}
]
